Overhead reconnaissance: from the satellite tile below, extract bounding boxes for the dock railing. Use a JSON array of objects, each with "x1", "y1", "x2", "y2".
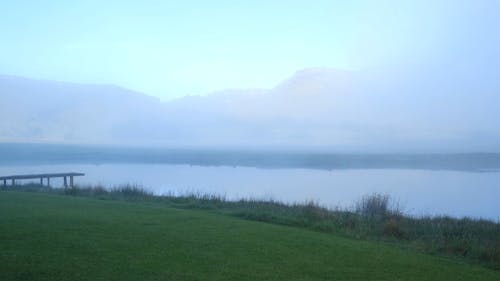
[{"x1": 0, "y1": 172, "x2": 85, "y2": 187}]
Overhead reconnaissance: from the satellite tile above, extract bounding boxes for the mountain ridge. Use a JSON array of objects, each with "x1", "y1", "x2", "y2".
[{"x1": 1, "y1": 68, "x2": 499, "y2": 152}]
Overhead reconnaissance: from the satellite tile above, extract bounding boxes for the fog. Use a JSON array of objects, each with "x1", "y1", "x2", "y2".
[
  {"x1": 1, "y1": 1, "x2": 500, "y2": 223},
  {"x1": 1, "y1": 65, "x2": 499, "y2": 152},
  {"x1": 1, "y1": 1, "x2": 499, "y2": 151}
]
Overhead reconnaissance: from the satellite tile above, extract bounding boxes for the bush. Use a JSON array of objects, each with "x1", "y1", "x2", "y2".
[{"x1": 355, "y1": 193, "x2": 391, "y2": 220}]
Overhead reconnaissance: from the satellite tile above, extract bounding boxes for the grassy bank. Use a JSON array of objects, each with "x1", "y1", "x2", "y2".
[
  {"x1": 1, "y1": 190, "x2": 500, "y2": 281},
  {"x1": 4, "y1": 184, "x2": 500, "y2": 270}
]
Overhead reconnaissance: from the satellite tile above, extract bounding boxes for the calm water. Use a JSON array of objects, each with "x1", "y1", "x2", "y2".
[{"x1": 1, "y1": 164, "x2": 499, "y2": 220}]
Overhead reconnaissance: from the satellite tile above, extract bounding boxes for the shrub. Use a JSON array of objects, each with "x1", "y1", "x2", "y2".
[{"x1": 355, "y1": 193, "x2": 391, "y2": 220}]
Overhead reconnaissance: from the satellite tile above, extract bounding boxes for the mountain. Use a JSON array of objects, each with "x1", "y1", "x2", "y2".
[
  {"x1": 1, "y1": 68, "x2": 499, "y2": 151},
  {"x1": 0, "y1": 75, "x2": 165, "y2": 143}
]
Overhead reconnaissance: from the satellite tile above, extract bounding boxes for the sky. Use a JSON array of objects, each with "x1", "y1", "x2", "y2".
[{"x1": 1, "y1": 0, "x2": 499, "y2": 100}]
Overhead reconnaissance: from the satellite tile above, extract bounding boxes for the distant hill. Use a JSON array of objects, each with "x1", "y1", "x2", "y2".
[
  {"x1": 1, "y1": 68, "x2": 499, "y2": 151},
  {"x1": 0, "y1": 75, "x2": 167, "y2": 143}
]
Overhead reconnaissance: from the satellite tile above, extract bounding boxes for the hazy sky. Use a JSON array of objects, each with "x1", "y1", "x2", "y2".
[{"x1": 1, "y1": 0, "x2": 499, "y2": 100}]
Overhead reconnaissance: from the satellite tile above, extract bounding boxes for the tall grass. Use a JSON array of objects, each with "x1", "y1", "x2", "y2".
[{"x1": 3, "y1": 183, "x2": 499, "y2": 269}]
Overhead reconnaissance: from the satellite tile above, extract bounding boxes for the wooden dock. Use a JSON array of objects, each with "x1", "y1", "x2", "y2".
[{"x1": 0, "y1": 172, "x2": 85, "y2": 187}]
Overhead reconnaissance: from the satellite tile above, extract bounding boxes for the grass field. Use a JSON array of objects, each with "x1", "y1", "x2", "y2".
[
  {"x1": 1, "y1": 191, "x2": 499, "y2": 281},
  {"x1": 8, "y1": 184, "x2": 499, "y2": 269}
]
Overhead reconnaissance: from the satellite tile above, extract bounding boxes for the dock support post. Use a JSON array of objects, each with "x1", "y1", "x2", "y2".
[
  {"x1": 47, "y1": 177, "x2": 50, "y2": 186},
  {"x1": 40, "y1": 178, "x2": 43, "y2": 186},
  {"x1": 70, "y1": 176, "x2": 74, "y2": 187},
  {"x1": 64, "y1": 177, "x2": 67, "y2": 188},
  {"x1": 11, "y1": 179, "x2": 14, "y2": 185},
  {"x1": 3, "y1": 179, "x2": 6, "y2": 186}
]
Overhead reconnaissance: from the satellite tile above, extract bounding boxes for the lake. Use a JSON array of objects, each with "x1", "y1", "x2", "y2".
[{"x1": 1, "y1": 163, "x2": 499, "y2": 220}]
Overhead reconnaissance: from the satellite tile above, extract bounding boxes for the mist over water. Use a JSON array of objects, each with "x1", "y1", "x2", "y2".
[
  {"x1": 1, "y1": 143, "x2": 499, "y2": 219},
  {"x1": 1, "y1": 2, "x2": 500, "y2": 278},
  {"x1": 1, "y1": 1, "x2": 499, "y2": 223},
  {"x1": 2, "y1": 162, "x2": 499, "y2": 220}
]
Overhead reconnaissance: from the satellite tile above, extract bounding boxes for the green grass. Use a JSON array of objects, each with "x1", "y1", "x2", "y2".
[
  {"x1": 1, "y1": 191, "x2": 499, "y2": 281},
  {"x1": 5, "y1": 184, "x2": 500, "y2": 270}
]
